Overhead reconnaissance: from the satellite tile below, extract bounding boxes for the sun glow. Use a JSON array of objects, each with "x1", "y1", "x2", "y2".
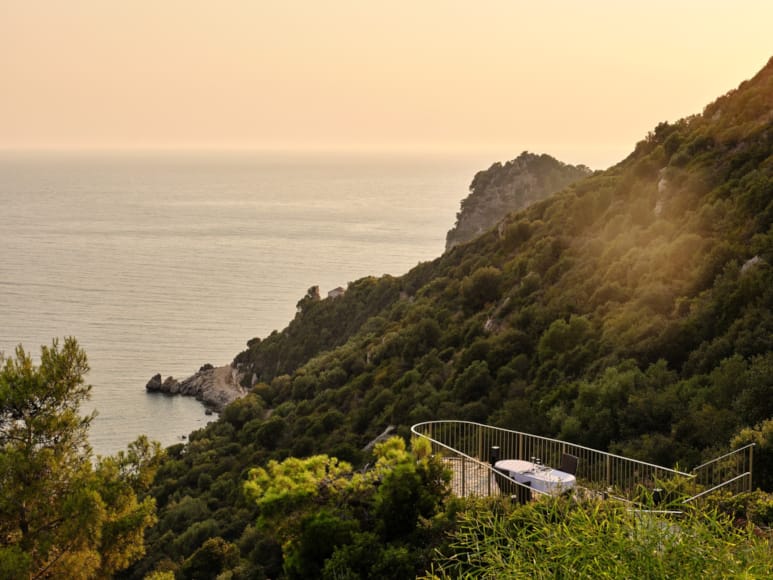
[{"x1": 1, "y1": 1, "x2": 771, "y2": 168}]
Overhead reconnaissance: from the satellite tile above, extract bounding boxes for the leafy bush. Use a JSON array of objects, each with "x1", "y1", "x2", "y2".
[
  {"x1": 425, "y1": 497, "x2": 773, "y2": 579},
  {"x1": 461, "y1": 266, "x2": 503, "y2": 310}
]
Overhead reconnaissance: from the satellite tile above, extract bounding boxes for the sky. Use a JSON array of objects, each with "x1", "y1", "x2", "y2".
[{"x1": 1, "y1": 1, "x2": 771, "y2": 168}]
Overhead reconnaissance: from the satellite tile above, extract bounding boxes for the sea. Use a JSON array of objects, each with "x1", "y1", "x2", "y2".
[{"x1": 0, "y1": 150, "x2": 486, "y2": 456}]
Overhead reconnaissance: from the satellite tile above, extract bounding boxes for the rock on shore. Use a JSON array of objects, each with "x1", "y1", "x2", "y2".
[{"x1": 146, "y1": 364, "x2": 247, "y2": 412}]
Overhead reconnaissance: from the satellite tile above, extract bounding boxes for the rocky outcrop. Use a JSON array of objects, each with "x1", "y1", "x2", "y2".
[
  {"x1": 146, "y1": 364, "x2": 247, "y2": 412},
  {"x1": 446, "y1": 152, "x2": 591, "y2": 250}
]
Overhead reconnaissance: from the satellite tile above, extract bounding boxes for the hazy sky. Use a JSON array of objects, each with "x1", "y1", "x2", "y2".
[{"x1": 1, "y1": 1, "x2": 771, "y2": 167}]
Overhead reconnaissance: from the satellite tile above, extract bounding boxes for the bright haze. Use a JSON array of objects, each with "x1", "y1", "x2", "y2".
[{"x1": 2, "y1": 0, "x2": 771, "y2": 168}]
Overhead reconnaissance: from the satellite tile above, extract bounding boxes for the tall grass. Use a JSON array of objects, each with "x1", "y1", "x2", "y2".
[{"x1": 424, "y1": 496, "x2": 772, "y2": 579}]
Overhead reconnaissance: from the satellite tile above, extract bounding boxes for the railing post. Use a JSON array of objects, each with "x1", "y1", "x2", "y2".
[
  {"x1": 461, "y1": 456, "x2": 467, "y2": 497},
  {"x1": 749, "y1": 444, "x2": 754, "y2": 492},
  {"x1": 606, "y1": 455, "x2": 611, "y2": 488},
  {"x1": 488, "y1": 446, "x2": 499, "y2": 497},
  {"x1": 518, "y1": 433, "x2": 523, "y2": 460}
]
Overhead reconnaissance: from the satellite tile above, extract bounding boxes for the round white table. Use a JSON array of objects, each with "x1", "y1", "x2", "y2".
[{"x1": 495, "y1": 459, "x2": 576, "y2": 495}]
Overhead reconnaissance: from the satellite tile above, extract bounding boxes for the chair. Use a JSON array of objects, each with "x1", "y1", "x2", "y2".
[
  {"x1": 493, "y1": 467, "x2": 531, "y2": 504},
  {"x1": 560, "y1": 453, "x2": 579, "y2": 476},
  {"x1": 493, "y1": 467, "x2": 517, "y2": 495},
  {"x1": 515, "y1": 480, "x2": 532, "y2": 504}
]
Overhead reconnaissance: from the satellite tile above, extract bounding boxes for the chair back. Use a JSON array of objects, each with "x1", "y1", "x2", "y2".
[
  {"x1": 493, "y1": 467, "x2": 531, "y2": 503},
  {"x1": 560, "y1": 453, "x2": 579, "y2": 475},
  {"x1": 516, "y1": 480, "x2": 532, "y2": 504},
  {"x1": 493, "y1": 467, "x2": 517, "y2": 495}
]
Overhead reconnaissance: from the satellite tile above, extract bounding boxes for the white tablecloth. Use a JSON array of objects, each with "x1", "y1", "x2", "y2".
[{"x1": 495, "y1": 459, "x2": 576, "y2": 494}]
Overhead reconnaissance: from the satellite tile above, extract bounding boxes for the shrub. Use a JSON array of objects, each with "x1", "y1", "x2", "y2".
[
  {"x1": 425, "y1": 497, "x2": 773, "y2": 578},
  {"x1": 461, "y1": 266, "x2": 503, "y2": 310}
]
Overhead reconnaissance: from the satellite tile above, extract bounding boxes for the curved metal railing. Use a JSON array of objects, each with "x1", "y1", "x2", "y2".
[
  {"x1": 412, "y1": 420, "x2": 754, "y2": 506},
  {"x1": 411, "y1": 420, "x2": 694, "y2": 501}
]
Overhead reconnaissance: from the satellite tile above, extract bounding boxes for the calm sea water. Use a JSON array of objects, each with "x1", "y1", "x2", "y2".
[{"x1": 0, "y1": 150, "x2": 484, "y2": 455}]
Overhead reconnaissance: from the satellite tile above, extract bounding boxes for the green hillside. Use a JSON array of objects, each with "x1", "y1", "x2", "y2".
[{"x1": 127, "y1": 57, "x2": 773, "y2": 578}]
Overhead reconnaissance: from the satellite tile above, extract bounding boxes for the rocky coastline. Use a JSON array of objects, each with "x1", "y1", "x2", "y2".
[{"x1": 146, "y1": 363, "x2": 248, "y2": 412}]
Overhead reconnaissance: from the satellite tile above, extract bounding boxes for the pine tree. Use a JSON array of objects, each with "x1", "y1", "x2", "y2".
[{"x1": 0, "y1": 338, "x2": 160, "y2": 579}]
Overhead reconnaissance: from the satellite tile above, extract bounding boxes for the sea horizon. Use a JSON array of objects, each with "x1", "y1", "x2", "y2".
[{"x1": 1, "y1": 149, "x2": 485, "y2": 455}]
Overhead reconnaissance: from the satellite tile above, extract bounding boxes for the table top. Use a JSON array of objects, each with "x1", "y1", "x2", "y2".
[
  {"x1": 495, "y1": 459, "x2": 536, "y2": 473},
  {"x1": 495, "y1": 459, "x2": 576, "y2": 494}
]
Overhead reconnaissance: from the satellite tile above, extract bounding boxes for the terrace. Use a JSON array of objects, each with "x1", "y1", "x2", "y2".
[{"x1": 411, "y1": 421, "x2": 755, "y2": 507}]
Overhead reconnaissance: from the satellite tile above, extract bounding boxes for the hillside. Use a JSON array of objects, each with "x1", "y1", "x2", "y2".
[
  {"x1": 128, "y1": 57, "x2": 773, "y2": 578},
  {"x1": 445, "y1": 152, "x2": 591, "y2": 249}
]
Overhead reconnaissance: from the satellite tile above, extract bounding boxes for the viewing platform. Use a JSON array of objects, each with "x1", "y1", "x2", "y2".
[{"x1": 411, "y1": 421, "x2": 754, "y2": 507}]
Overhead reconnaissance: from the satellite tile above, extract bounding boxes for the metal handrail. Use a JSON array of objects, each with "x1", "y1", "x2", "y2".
[
  {"x1": 414, "y1": 426, "x2": 546, "y2": 498},
  {"x1": 411, "y1": 420, "x2": 753, "y2": 504},
  {"x1": 412, "y1": 420, "x2": 694, "y2": 477},
  {"x1": 691, "y1": 443, "x2": 755, "y2": 472},
  {"x1": 412, "y1": 420, "x2": 693, "y2": 501},
  {"x1": 683, "y1": 472, "x2": 751, "y2": 504},
  {"x1": 689, "y1": 442, "x2": 754, "y2": 498}
]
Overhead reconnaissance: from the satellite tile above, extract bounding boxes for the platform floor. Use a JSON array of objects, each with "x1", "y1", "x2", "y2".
[{"x1": 444, "y1": 456, "x2": 498, "y2": 497}]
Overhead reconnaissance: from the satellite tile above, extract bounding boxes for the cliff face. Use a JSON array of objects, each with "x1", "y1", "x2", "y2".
[
  {"x1": 145, "y1": 364, "x2": 247, "y2": 411},
  {"x1": 445, "y1": 152, "x2": 591, "y2": 250}
]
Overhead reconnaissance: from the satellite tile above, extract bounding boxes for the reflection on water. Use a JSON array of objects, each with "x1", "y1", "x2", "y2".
[{"x1": 0, "y1": 151, "x2": 481, "y2": 455}]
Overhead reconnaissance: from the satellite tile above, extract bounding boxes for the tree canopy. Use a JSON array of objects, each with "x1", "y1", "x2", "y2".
[{"x1": 0, "y1": 338, "x2": 161, "y2": 579}]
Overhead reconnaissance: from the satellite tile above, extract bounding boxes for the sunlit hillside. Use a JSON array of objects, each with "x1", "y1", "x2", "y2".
[{"x1": 111, "y1": 57, "x2": 773, "y2": 577}]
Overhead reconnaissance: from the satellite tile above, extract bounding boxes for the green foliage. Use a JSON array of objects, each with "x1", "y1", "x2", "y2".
[
  {"x1": 731, "y1": 418, "x2": 773, "y2": 491},
  {"x1": 453, "y1": 360, "x2": 494, "y2": 403},
  {"x1": 240, "y1": 437, "x2": 451, "y2": 579},
  {"x1": 0, "y1": 338, "x2": 160, "y2": 579},
  {"x1": 710, "y1": 490, "x2": 773, "y2": 528},
  {"x1": 130, "y1": 60, "x2": 773, "y2": 577},
  {"x1": 425, "y1": 496, "x2": 773, "y2": 579},
  {"x1": 461, "y1": 266, "x2": 503, "y2": 310},
  {"x1": 283, "y1": 510, "x2": 358, "y2": 579},
  {"x1": 374, "y1": 463, "x2": 426, "y2": 540},
  {"x1": 234, "y1": 276, "x2": 403, "y2": 384},
  {"x1": 143, "y1": 572, "x2": 175, "y2": 580},
  {"x1": 537, "y1": 315, "x2": 596, "y2": 378},
  {"x1": 320, "y1": 531, "x2": 381, "y2": 579},
  {"x1": 180, "y1": 537, "x2": 239, "y2": 580},
  {"x1": 245, "y1": 455, "x2": 361, "y2": 517}
]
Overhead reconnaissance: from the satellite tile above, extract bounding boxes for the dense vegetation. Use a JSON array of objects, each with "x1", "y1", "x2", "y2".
[
  {"x1": 426, "y1": 494, "x2": 773, "y2": 578},
  {"x1": 230, "y1": 56, "x2": 773, "y2": 471},
  {"x1": 0, "y1": 339, "x2": 162, "y2": 579},
  {"x1": 122, "y1": 57, "x2": 773, "y2": 577},
  {"x1": 118, "y1": 58, "x2": 773, "y2": 578},
  {"x1": 4, "y1": 59, "x2": 771, "y2": 578}
]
